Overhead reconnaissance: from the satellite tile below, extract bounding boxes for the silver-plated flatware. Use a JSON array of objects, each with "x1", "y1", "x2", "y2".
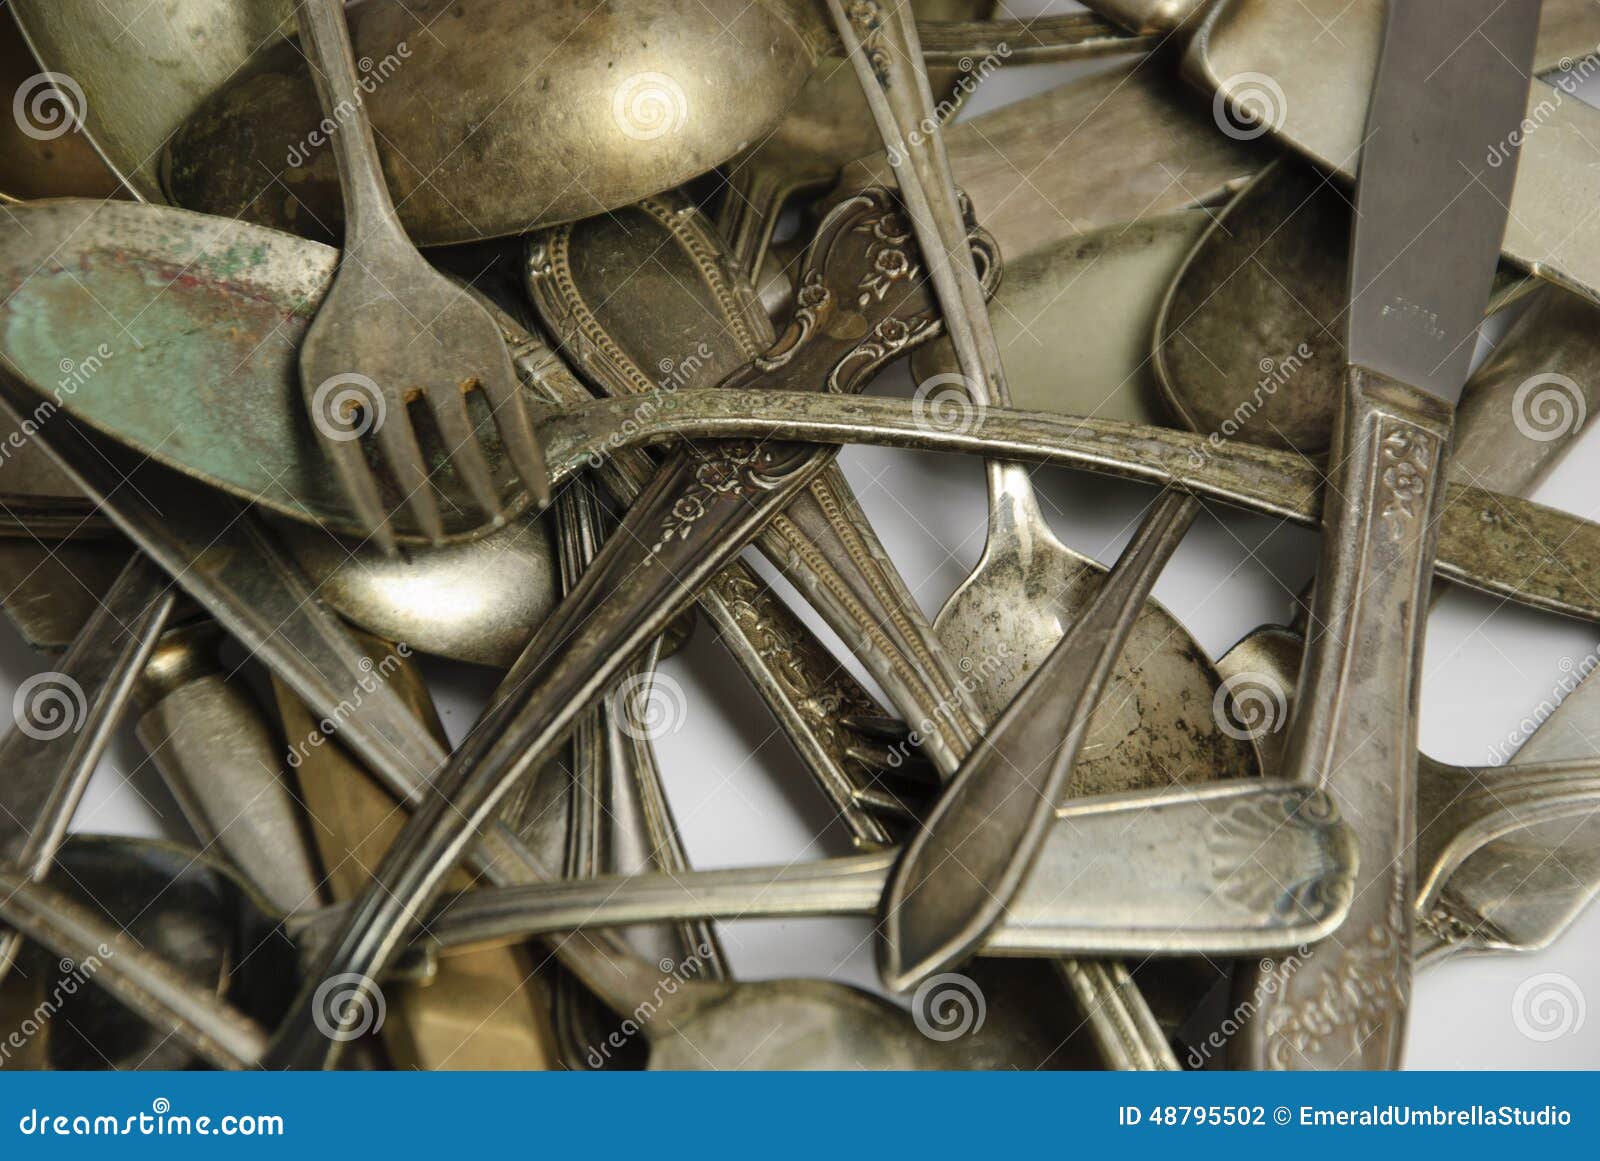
[{"x1": 1233, "y1": 0, "x2": 1540, "y2": 1071}]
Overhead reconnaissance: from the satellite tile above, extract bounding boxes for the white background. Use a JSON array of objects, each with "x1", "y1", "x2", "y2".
[{"x1": 3, "y1": 0, "x2": 1598, "y2": 1069}]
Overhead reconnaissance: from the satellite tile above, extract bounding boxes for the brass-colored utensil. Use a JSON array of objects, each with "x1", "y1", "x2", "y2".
[{"x1": 273, "y1": 640, "x2": 561, "y2": 1071}]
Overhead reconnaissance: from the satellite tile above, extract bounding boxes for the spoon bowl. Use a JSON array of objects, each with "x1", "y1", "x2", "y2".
[{"x1": 164, "y1": 0, "x2": 825, "y2": 245}]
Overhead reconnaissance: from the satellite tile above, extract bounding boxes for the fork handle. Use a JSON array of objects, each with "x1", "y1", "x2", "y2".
[
  {"x1": 295, "y1": 0, "x2": 408, "y2": 252},
  {"x1": 1233, "y1": 367, "x2": 1451, "y2": 1070}
]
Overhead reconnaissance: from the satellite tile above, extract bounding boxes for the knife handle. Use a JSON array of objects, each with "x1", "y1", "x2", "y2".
[{"x1": 1233, "y1": 367, "x2": 1451, "y2": 1070}]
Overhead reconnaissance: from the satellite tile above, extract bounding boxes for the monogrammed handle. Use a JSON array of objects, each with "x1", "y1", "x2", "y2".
[{"x1": 1235, "y1": 368, "x2": 1453, "y2": 1070}]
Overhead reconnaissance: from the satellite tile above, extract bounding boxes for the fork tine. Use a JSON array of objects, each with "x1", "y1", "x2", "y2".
[
  {"x1": 428, "y1": 386, "x2": 503, "y2": 520},
  {"x1": 477, "y1": 358, "x2": 551, "y2": 508},
  {"x1": 318, "y1": 430, "x2": 399, "y2": 557},
  {"x1": 372, "y1": 403, "x2": 447, "y2": 543}
]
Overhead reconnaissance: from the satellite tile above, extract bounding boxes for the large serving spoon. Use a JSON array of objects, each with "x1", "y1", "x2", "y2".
[{"x1": 162, "y1": 0, "x2": 825, "y2": 246}]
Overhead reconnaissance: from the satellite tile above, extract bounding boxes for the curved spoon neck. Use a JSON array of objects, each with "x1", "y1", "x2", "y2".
[{"x1": 984, "y1": 461, "x2": 1056, "y2": 548}]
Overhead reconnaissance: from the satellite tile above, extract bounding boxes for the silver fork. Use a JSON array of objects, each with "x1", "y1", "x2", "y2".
[{"x1": 294, "y1": 0, "x2": 547, "y2": 553}]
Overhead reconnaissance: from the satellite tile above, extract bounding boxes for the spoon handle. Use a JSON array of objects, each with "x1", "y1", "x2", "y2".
[
  {"x1": 537, "y1": 388, "x2": 1600, "y2": 625},
  {"x1": 300, "y1": 780, "x2": 1350, "y2": 959},
  {"x1": 0, "y1": 554, "x2": 175, "y2": 982},
  {"x1": 133, "y1": 623, "x2": 324, "y2": 917},
  {"x1": 293, "y1": 0, "x2": 407, "y2": 253},
  {"x1": 881, "y1": 490, "x2": 1201, "y2": 989}
]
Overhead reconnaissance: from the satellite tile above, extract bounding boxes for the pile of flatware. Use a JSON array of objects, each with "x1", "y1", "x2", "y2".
[{"x1": 0, "y1": 0, "x2": 1595, "y2": 1071}]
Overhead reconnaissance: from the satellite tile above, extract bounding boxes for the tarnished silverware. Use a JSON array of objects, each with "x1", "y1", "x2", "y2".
[
  {"x1": 0, "y1": 777, "x2": 1354, "y2": 1068},
  {"x1": 1215, "y1": 626, "x2": 1600, "y2": 968},
  {"x1": 0, "y1": 197, "x2": 912, "y2": 846},
  {"x1": 1232, "y1": 0, "x2": 1538, "y2": 1071},
  {"x1": 292, "y1": 0, "x2": 547, "y2": 551},
  {"x1": 131, "y1": 622, "x2": 323, "y2": 917},
  {"x1": 527, "y1": 194, "x2": 986, "y2": 779},
  {"x1": 533, "y1": 388, "x2": 1600, "y2": 626},
  {"x1": 164, "y1": 0, "x2": 825, "y2": 246},
  {"x1": 826, "y1": 0, "x2": 1178, "y2": 1067},
  {"x1": 542, "y1": 483, "x2": 728, "y2": 1069},
  {"x1": 883, "y1": 490, "x2": 1207, "y2": 986},
  {"x1": 0, "y1": 554, "x2": 175, "y2": 983},
  {"x1": 1188, "y1": 0, "x2": 1600, "y2": 305},
  {"x1": 264, "y1": 188, "x2": 996, "y2": 1066}
]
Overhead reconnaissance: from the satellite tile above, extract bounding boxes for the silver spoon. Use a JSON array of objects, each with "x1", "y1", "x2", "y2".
[{"x1": 825, "y1": 1, "x2": 1186, "y2": 1060}]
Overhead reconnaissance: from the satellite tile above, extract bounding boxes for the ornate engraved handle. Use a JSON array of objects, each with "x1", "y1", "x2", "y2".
[{"x1": 1235, "y1": 367, "x2": 1452, "y2": 1070}]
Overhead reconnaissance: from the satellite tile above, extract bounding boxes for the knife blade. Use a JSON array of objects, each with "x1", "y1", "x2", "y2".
[{"x1": 1234, "y1": 0, "x2": 1541, "y2": 1071}]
